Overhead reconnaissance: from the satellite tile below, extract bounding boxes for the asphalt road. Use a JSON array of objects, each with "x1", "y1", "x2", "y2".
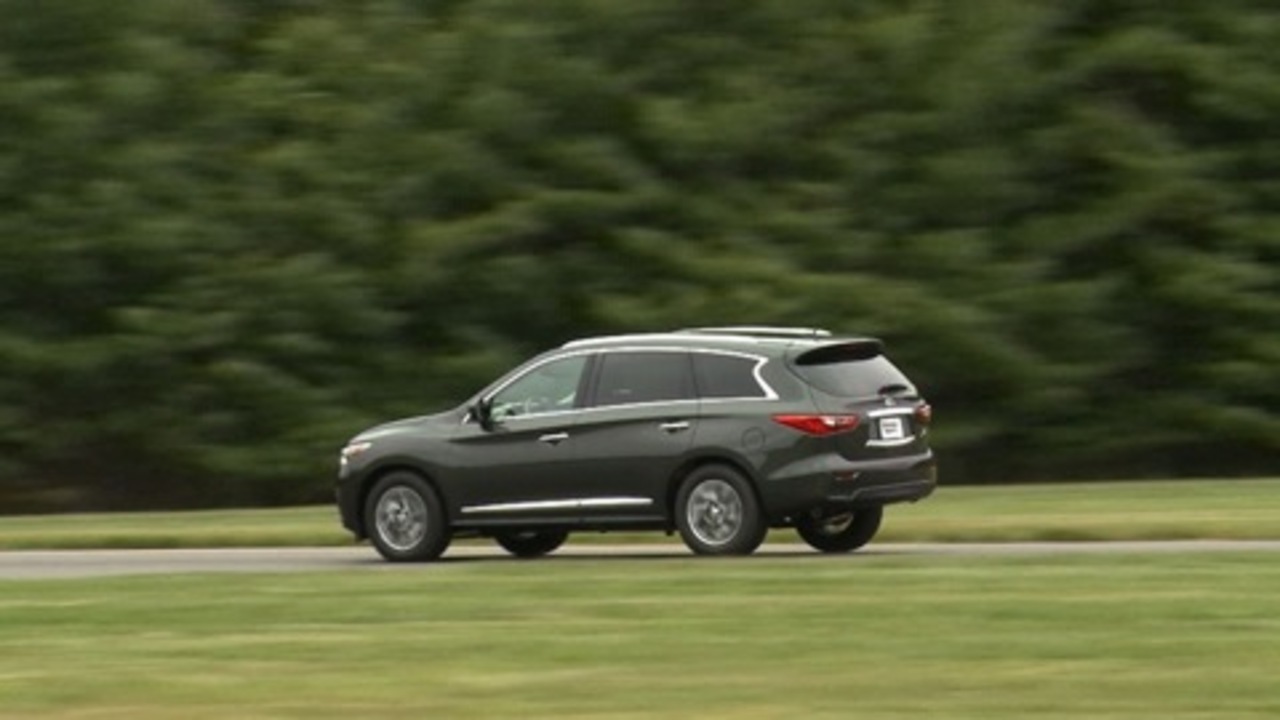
[{"x1": 2, "y1": 540, "x2": 1279, "y2": 579}]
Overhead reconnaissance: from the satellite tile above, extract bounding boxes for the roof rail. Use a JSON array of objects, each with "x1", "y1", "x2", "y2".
[
  {"x1": 561, "y1": 333, "x2": 702, "y2": 349},
  {"x1": 679, "y1": 326, "x2": 834, "y2": 340}
]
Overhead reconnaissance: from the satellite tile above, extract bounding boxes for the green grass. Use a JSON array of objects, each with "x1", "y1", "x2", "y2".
[
  {"x1": 881, "y1": 477, "x2": 1280, "y2": 542},
  {"x1": 1, "y1": 553, "x2": 1278, "y2": 718},
  {"x1": 0, "y1": 478, "x2": 1276, "y2": 549},
  {"x1": 0, "y1": 505, "x2": 351, "y2": 549}
]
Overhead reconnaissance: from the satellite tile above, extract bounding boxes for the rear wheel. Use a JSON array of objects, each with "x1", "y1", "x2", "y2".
[
  {"x1": 494, "y1": 529, "x2": 569, "y2": 558},
  {"x1": 675, "y1": 465, "x2": 767, "y2": 556},
  {"x1": 796, "y1": 506, "x2": 883, "y2": 553},
  {"x1": 365, "y1": 472, "x2": 451, "y2": 562}
]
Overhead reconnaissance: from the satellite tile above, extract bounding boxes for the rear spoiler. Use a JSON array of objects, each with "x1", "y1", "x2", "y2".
[{"x1": 789, "y1": 339, "x2": 885, "y2": 366}]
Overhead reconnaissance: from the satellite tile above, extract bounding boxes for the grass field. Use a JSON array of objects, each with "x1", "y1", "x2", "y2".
[
  {"x1": 0, "y1": 478, "x2": 1276, "y2": 549},
  {"x1": 1, "y1": 552, "x2": 1277, "y2": 718}
]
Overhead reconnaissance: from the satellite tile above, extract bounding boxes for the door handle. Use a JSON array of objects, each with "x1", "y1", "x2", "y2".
[
  {"x1": 659, "y1": 421, "x2": 691, "y2": 433},
  {"x1": 538, "y1": 432, "x2": 570, "y2": 445}
]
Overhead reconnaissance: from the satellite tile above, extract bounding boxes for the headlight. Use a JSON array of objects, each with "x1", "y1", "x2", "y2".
[{"x1": 340, "y1": 442, "x2": 373, "y2": 464}]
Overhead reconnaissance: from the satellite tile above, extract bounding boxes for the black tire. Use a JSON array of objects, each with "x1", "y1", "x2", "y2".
[
  {"x1": 795, "y1": 506, "x2": 883, "y2": 553},
  {"x1": 364, "y1": 472, "x2": 451, "y2": 562},
  {"x1": 675, "y1": 464, "x2": 767, "y2": 556},
  {"x1": 494, "y1": 529, "x2": 570, "y2": 558}
]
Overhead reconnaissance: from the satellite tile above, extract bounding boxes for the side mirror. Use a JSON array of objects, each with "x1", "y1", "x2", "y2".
[{"x1": 471, "y1": 398, "x2": 495, "y2": 431}]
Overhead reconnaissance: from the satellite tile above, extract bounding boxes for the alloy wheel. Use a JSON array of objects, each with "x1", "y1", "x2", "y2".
[
  {"x1": 375, "y1": 486, "x2": 428, "y2": 551},
  {"x1": 686, "y1": 478, "x2": 745, "y2": 546}
]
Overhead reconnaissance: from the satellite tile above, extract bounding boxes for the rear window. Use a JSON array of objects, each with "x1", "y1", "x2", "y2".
[{"x1": 792, "y1": 354, "x2": 915, "y2": 398}]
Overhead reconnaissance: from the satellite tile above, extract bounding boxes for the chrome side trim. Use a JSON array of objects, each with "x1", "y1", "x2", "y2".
[
  {"x1": 460, "y1": 497, "x2": 654, "y2": 515},
  {"x1": 579, "y1": 497, "x2": 653, "y2": 509}
]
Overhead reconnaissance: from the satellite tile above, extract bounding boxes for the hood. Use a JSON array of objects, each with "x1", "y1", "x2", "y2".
[{"x1": 349, "y1": 410, "x2": 453, "y2": 443}]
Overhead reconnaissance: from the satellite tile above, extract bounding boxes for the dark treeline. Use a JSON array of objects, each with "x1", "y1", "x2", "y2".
[{"x1": 0, "y1": 0, "x2": 1276, "y2": 511}]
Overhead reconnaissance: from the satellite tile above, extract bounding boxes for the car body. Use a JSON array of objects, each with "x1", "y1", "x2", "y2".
[{"x1": 336, "y1": 326, "x2": 936, "y2": 560}]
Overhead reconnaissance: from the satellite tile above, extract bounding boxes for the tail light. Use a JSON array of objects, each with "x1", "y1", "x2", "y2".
[
  {"x1": 915, "y1": 404, "x2": 932, "y2": 426},
  {"x1": 772, "y1": 414, "x2": 860, "y2": 436}
]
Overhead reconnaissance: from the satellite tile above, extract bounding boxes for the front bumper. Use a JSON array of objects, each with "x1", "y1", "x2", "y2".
[{"x1": 335, "y1": 477, "x2": 365, "y2": 538}]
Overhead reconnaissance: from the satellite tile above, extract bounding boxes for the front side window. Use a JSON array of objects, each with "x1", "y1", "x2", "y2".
[
  {"x1": 592, "y1": 351, "x2": 693, "y2": 407},
  {"x1": 490, "y1": 355, "x2": 588, "y2": 420},
  {"x1": 693, "y1": 353, "x2": 769, "y2": 399}
]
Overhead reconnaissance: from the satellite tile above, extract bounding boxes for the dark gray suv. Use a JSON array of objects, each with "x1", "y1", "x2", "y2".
[{"x1": 336, "y1": 327, "x2": 936, "y2": 561}]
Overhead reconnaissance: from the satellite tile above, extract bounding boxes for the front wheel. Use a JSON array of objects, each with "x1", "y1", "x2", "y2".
[
  {"x1": 675, "y1": 465, "x2": 767, "y2": 556},
  {"x1": 494, "y1": 529, "x2": 569, "y2": 558},
  {"x1": 795, "y1": 506, "x2": 883, "y2": 553},
  {"x1": 365, "y1": 472, "x2": 451, "y2": 562}
]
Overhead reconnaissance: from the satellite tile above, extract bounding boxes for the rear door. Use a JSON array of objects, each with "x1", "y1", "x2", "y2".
[
  {"x1": 568, "y1": 350, "x2": 698, "y2": 519},
  {"x1": 789, "y1": 342, "x2": 930, "y2": 460}
]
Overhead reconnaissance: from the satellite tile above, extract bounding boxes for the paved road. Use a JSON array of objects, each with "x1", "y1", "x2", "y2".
[{"x1": 2, "y1": 540, "x2": 1278, "y2": 579}]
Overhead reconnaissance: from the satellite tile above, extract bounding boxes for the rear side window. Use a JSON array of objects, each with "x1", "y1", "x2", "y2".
[
  {"x1": 592, "y1": 352, "x2": 694, "y2": 407},
  {"x1": 793, "y1": 355, "x2": 915, "y2": 398},
  {"x1": 694, "y1": 353, "x2": 768, "y2": 399}
]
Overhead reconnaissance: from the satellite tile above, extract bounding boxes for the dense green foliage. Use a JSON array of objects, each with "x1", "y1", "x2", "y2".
[{"x1": 0, "y1": 0, "x2": 1276, "y2": 510}]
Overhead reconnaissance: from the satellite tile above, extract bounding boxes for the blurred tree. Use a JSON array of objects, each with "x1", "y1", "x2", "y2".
[{"x1": 0, "y1": 0, "x2": 1275, "y2": 510}]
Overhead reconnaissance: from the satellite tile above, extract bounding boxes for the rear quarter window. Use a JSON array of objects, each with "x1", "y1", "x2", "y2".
[{"x1": 693, "y1": 353, "x2": 768, "y2": 399}]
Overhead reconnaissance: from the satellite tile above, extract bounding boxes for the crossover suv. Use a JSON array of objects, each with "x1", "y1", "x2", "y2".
[{"x1": 336, "y1": 327, "x2": 935, "y2": 561}]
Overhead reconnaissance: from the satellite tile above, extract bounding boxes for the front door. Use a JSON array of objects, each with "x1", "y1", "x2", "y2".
[{"x1": 448, "y1": 354, "x2": 590, "y2": 520}]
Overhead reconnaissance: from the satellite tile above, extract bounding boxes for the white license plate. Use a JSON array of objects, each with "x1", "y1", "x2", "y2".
[{"x1": 879, "y1": 417, "x2": 906, "y2": 441}]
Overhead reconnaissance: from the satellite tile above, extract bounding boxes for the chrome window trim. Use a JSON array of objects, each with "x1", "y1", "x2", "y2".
[
  {"x1": 464, "y1": 346, "x2": 777, "y2": 425},
  {"x1": 460, "y1": 496, "x2": 654, "y2": 515}
]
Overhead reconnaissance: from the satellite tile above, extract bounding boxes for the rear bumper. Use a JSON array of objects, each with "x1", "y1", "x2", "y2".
[
  {"x1": 832, "y1": 477, "x2": 935, "y2": 506},
  {"x1": 758, "y1": 450, "x2": 937, "y2": 520}
]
